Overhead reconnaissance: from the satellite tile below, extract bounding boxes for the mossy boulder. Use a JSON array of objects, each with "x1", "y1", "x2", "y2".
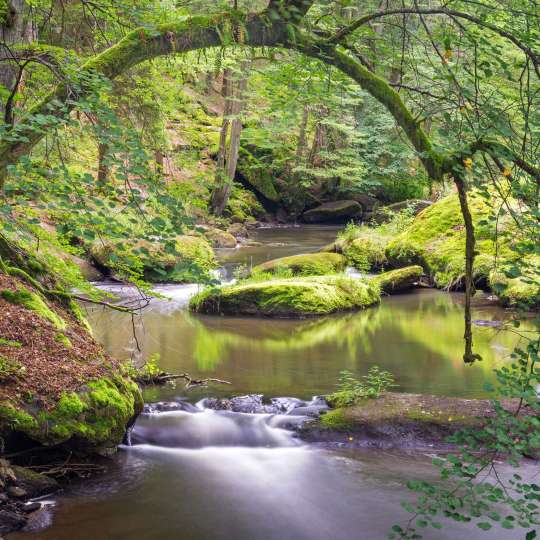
[
  {"x1": 90, "y1": 235, "x2": 215, "y2": 283},
  {"x1": 0, "y1": 376, "x2": 142, "y2": 454},
  {"x1": 253, "y1": 252, "x2": 347, "y2": 276},
  {"x1": 190, "y1": 275, "x2": 380, "y2": 317},
  {"x1": 342, "y1": 237, "x2": 387, "y2": 272},
  {"x1": 237, "y1": 147, "x2": 280, "y2": 204},
  {"x1": 384, "y1": 192, "x2": 540, "y2": 306},
  {"x1": 372, "y1": 266, "x2": 423, "y2": 294},
  {"x1": 202, "y1": 227, "x2": 237, "y2": 249},
  {"x1": 302, "y1": 200, "x2": 363, "y2": 223}
]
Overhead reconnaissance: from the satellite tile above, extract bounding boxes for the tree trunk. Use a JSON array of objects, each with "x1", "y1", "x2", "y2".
[
  {"x1": 97, "y1": 141, "x2": 109, "y2": 189},
  {"x1": 294, "y1": 104, "x2": 310, "y2": 168},
  {"x1": 0, "y1": 0, "x2": 34, "y2": 123},
  {"x1": 210, "y1": 61, "x2": 250, "y2": 216}
]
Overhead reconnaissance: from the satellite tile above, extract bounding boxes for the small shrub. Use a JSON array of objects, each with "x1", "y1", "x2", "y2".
[{"x1": 327, "y1": 366, "x2": 396, "y2": 407}]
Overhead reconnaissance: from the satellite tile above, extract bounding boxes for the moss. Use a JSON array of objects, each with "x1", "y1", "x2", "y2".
[
  {"x1": 0, "y1": 402, "x2": 39, "y2": 432},
  {"x1": 237, "y1": 147, "x2": 280, "y2": 203},
  {"x1": 0, "y1": 338, "x2": 21, "y2": 347},
  {"x1": 69, "y1": 300, "x2": 93, "y2": 334},
  {"x1": 0, "y1": 355, "x2": 25, "y2": 380},
  {"x1": 190, "y1": 275, "x2": 380, "y2": 317},
  {"x1": 320, "y1": 408, "x2": 354, "y2": 430},
  {"x1": 253, "y1": 252, "x2": 347, "y2": 276},
  {"x1": 372, "y1": 265, "x2": 423, "y2": 295},
  {"x1": 2, "y1": 375, "x2": 143, "y2": 450},
  {"x1": 383, "y1": 192, "x2": 539, "y2": 305},
  {"x1": 343, "y1": 237, "x2": 387, "y2": 272},
  {"x1": 203, "y1": 228, "x2": 237, "y2": 249},
  {"x1": 490, "y1": 268, "x2": 540, "y2": 309},
  {"x1": 55, "y1": 332, "x2": 72, "y2": 348},
  {"x1": 0, "y1": 287, "x2": 66, "y2": 330}
]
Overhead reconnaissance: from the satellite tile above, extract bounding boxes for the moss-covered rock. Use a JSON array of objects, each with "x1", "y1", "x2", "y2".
[
  {"x1": 90, "y1": 235, "x2": 215, "y2": 283},
  {"x1": 203, "y1": 227, "x2": 237, "y2": 249},
  {"x1": 253, "y1": 252, "x2": 347, "y2": 276},
  {"x1": 0, "y1": 375, "x2": 142, "y2": 453},
  {"x1": 190, "y1": 275, "x2": 380, "y2": 317},
  {"x1": 237, "y1": 147, "x2": 280, "y2": 203},
  {"x1": 384, "y1": 192, "x2": 540, "y2": 306},
  {"x1": 302, "y1": 200, "x2": 363, "y2": 223},
  {"x1": 342, "y1": 237, "x2": 387, "y2": 272},
  {"x1": 372, "y1": 266, "x2": 423, "y2": 294}
]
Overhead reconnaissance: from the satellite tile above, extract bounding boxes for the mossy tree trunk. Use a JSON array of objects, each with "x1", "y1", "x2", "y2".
[{"x1": 210, "y1": 59, "x2": 250, "y2": 216}]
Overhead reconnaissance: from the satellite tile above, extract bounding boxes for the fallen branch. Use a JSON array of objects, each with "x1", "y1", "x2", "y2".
[{"x1": 136, "y1": 371, "x2": 232, "y2": 390}]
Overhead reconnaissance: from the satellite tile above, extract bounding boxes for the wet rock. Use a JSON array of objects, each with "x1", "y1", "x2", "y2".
[
  {"x1": 143, "y1": 401, "x2": 199, "y2": 414},
  {"x1": 11, "y1": 466, "x2": 59, "y2": 499},
  {"x1": 203, "y1": 395, "x2": 330, "y2": 417},
  {"x1": 227, "y1": 223, "x2": 248, "y2": 239},
  {"x1": 22, "y1": 502, "x2": 41, "y2": 514},
  {"x1": 0, "y1": 508, "x2": 27, "y2": 535},
  {"x1": 302, "y1": 200, "x2": 363, "y2": 224},
  {"x1": 7, "y1": 486, "x2": 27, "y2": 499}
]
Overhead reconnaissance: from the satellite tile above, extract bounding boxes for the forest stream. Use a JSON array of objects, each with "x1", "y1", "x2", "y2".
[{"x1": 9, "y1": 226, "x2": 536, "y2": 540}]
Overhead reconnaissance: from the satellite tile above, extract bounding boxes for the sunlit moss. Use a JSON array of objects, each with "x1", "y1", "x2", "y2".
[
  {"x1": 0, "y1": 287, "x2": 67, "y2": 330},
  {"x1": 190, "y1": 275, "x2": 380, "y2": 317},
  {"x1": 253, "y1": 252, "x2": 347, "y2": 276}
]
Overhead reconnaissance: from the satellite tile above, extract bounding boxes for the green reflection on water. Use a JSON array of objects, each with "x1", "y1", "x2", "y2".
[{"x1": 88, "y1": 289, "x2": 531, "y2": 400}]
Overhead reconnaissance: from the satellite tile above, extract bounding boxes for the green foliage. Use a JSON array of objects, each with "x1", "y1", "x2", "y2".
[{"x1": 326, "y1": 367, "x2": 396, "y2": 407}]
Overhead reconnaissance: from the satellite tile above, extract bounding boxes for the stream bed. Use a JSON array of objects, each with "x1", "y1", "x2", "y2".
[{"x1": 9, "y1": 226, "x2": 536, "y2": 540}]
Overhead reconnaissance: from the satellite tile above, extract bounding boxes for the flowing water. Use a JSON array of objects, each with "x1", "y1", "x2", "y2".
[{"x1": 9, "y1": 226, "x2": 537, "y2": 540}]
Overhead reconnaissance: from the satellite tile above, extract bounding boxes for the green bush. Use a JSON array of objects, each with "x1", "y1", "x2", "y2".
[{"x1": 326, "y1": 366, "x2": 396, "y2": 407}]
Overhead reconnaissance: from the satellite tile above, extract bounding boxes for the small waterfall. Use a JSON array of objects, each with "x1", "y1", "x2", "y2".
[{"x1": 129, "y1": 396, "x2": 327, "y2": 450}]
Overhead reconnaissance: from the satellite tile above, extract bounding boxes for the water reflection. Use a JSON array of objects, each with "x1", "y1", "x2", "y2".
[{"x1": 87, "y1": 288, "x2": 529, "y2": 401}]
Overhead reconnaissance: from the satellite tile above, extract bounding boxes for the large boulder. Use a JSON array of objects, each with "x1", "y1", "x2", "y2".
[
  {"x1": 89, "y1": 235, "x2": 215, "y2": 283},
  {"x1": 200, "y1": 227, "x2": 237, "y2": 249},
  {"x1": 189, "y1": 275, "x2": 380, "y2": 317},
  {"x1": 372, "y1": 266, "x2": 423, "y2": 294},
  {"x1": 302, "y1": 200, "x2": 363, "y2": 223},
  {"x1": 236, "y1": 147, "x2": 281, "y2": 204},
  {"x1": 253, "y1": 252, "x2": 347, "y2": 276},
  {"x1": 384, "y1": 192, "x2": 539, "y2": 306}
]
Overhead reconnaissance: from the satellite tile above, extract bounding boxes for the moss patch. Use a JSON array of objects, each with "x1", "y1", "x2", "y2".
[
  {"x1": 0, "y1": 375, "x2": 143, "y2": 451},
  {"x1": 253, "y1": 252, "x2": 347, "y2": 277},
  {"x1": 372, "y1": 265, "x2": 423, "y2": 294},
  {"x1": 343, "y1": 237, "x2": 388, "y2": 272},
  {"x1": 0, "y1": 287, "x2": 66, "y2": 330},
  {"x1": 190, "y1": 275, "x2": 380, "y2": 317}
]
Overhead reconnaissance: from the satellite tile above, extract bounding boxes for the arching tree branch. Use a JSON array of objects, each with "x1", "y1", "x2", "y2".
[{"x1": 326, "y1": 7, "x2": 540, "y2": 79}]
